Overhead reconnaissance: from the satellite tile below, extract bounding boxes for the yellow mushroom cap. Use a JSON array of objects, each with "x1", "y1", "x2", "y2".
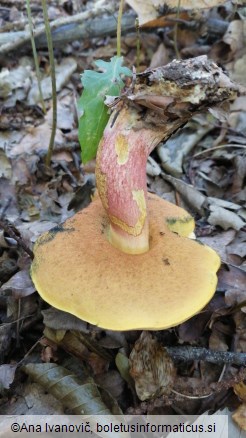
[{"x1": 31, "y1": 193, "x2": 220, "y2": 331}]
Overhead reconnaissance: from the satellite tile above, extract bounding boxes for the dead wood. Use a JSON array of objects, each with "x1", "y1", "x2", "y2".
[
  {"x1": 0, "y1": 11, "x2": 136, "y2": 55},
  {"x1": 0, "y1": 219, "x2": 34, "y2": 259},
  {"x1": 167, "y1": 346, "x2": 246, "y2": 366}
]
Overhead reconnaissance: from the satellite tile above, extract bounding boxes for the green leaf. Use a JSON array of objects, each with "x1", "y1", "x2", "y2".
[
  {"x1": 78, "y1": 56, "x2": 132, "y2": 163},
  {"x1": 115, "y1": 351, "x2": 135, "y2": 391},
  {"x1": 23, "y1": 363, "x2": 130, "y2": 438}
]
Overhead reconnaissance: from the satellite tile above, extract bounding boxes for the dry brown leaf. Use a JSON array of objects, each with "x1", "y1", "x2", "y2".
[
  {"x1": 218, "y1": 265, "x2": 246, "y2": 292},
  {"x1": 227, "y1": 231, "x2": 246, "y2": 258},
  {"x1": 225, "y1": 289, "x2": 246, "y2": 312},
  {"x1": 42, "y1": 308, "x2": 89, "y2": 332},
  {"x1": 41, "y1": 344, "x2": 59, "y2": 363},
  {"x1": 161, "y1": 172, "x2": 206, "y2": 214},
  {"x1": 234, "y1": 382, "x2": 246, "y2": 402},
  {"x1": 8, "y1": 93, "x2": 75, "y2": 159},
  {"x1": 158, "y1": 116, "x2": 213, "y2": 177},
  {"x1": 199, "y1": 229, "x2": 236, "y2": 260},
  {"x1": 208, "y1": 205, "x2": 245, "y2": 230},
  {"x1": 1, "y1": 270, "x2": 35, "y2": 299},
  {"x1": 0, "y1": 64, "x2": 31, "y2": 106},
  {"x1": 224, "y1": 18, "x2": 246, "y2": 86},
  {"x1": 9, "y1": 118, "x2": 64, "y2": 158},
  {"x1": 27, "y1": 58, "x2": 77, "y2": 105},
  {"x1": 129, "y1": 331, "x2": 175, "y2": 401},
  {"x1": 126, "y1": 0, "x2": 228, "y2": 25},
  {"x1": 0, "y1": 150, "x2": 12, "y2": 179},
  {"x1": 0, "y1": 323, "x2": 13, "y2": 361},
  {"x1": 209, "y1": 325, "x2": 229, "y2": 352},
  {"x1": 146, "y1": 156, "x2": 161, "y2": 176},
  {"x1": 178, "y1": 295, "x2": 225, "y2": 342},
  {"x1": 0, "y1": 364, "x2": 17, "y2": 390},
  {"x1": 223, "y1": 20, "x2": 245, "y2": 55},
  {"x1": 149, "y1": 43, "x2": 169, "y2": 68},
  {"x1": 95, "y1": 370, "x2": 125, "y2": 401},
  {"x1": 232, "y1": 403, "x2": 246, "y2": 431}
]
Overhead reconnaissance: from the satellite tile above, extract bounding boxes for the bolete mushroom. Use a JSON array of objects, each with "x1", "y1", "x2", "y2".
[{"x1": 31, "y1": 57, "x2": 238, "y2": 331}]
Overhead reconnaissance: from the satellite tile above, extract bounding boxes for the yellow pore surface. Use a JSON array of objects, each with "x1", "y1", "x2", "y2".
[{"x1": 31, "y1": 193, "x2": 220, "y2": 331}]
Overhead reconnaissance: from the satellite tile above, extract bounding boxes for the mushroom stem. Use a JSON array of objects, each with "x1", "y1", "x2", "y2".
[
  {"x1": 95, "y1": 56, "x2": 238, "y2": 255},
  {"x1": 96, "y1": 106, "x2": 182, "y2": 254}
]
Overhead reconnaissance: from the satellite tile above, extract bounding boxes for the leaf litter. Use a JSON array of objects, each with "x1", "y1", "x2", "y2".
[{"x1": 0, "y1": 0, "x2": 246, "y2": 432}]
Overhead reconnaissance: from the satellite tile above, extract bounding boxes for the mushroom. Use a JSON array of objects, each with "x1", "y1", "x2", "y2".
[{"x1": 31, "y1": 57, "x2": 238, "y2": 331}]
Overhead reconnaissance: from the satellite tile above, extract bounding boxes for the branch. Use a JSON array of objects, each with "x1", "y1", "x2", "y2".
[
  {"x1": 0, "y1": 219, "x2": 34, "y2": 259},
  {"x1": 167, "y1": 346, "x2": 246, "y2": 366},
  {"x1": 0, "y1": 8, "x2": 136, "y2": 55}
]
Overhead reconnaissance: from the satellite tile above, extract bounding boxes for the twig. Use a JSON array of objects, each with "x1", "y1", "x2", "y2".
[
  {"x1": 0, "y1": 219, "x2": 34, "y2": 259},
  {"x1": 166, "y1": 346, "x2": 246, "y2": 366},
  {"x1": 0, "y1": 0, "x2": 114, "y2": 55},
  {"x1": 0, "y1": 14, "x2": 135, "y2": 53},
  {"x1": 173, "y1": 0, "x2": 181, "y2": 59},
  {"x1": 221, "y1": 259, "x2": 246, "y2": 273},
  {"x1": 193, "y1": 144, "x2": 246, "y2": 157},
  {"x1": 1, "y1": 313, "x2": 36, "y2": 327},
  {"x1": 135, "y1": 18, "x2": 140, "y2": 73},
  {"x1": 18, "y1": 336, "x2": 44, "y2": 366},
  {"x1": 26, "y1": 0, "x2": 46, "y2": 113},
  {"x1": 41, "y1": 0, "x2": 57, "y2": 167},
  {"x1": 117, "y1": 0, "x2": 124, "y2": 57},
  {"x1": 171, "y1": 388, "x2": 213, "y2": 399}
]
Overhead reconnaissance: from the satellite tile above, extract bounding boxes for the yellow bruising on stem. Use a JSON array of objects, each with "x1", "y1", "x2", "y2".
[
  {"x1": 95, "y1": 141, "x2": 109, "y2": 210},
  {"x1": 109, "y1": 189, "x2": 147, "y2": 236},
  {"x1": 115, "y1": 134, "x2": 129, "y2": 165}
]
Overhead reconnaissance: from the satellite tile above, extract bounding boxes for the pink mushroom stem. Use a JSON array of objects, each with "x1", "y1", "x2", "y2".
[
  {"x1": 95, "y1": 56, "x2": 238, "y2": 255},
  {"x1": 96, "y1": 106, "x2": 172, "y2": 254}
]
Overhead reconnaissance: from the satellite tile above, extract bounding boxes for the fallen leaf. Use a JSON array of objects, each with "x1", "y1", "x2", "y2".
[
  {"x1": 23, "y1": 363, "x2": 128, "y2": 438},
  {"x1": 149, "y1": 43, "x2": 169, "y2": 68},
  {"x1": 9, "y1": 119, "x2": 64, "y2": 158},
  {"x1": 146, "y1": 156, "x2": 161, "y2": 176},
  {"x1": 0, "y1": 323, "x2": 14, "y2": 361},
  {"x1": 95, "y1": 370, "x2": 125, "y2": 400},
  {"x1": 0, "y1": 364, "x2": 17, "y2": 390},
  {"x1": 67, "y1": 179, "x2": 95, "y2": 212},
  {"x1": 1, "y1": 270, "x2": 35, "y2": 298},
  {"x1": 208, "y1": 197, "x2": 242, "y2": 212},
  {"x1": 208, "y1": 205, "x2": 245, "y2": 230},
  {"x1": 223, "y1": 20, "x2": 245, "y2": 55},
  {"x1": 234, "y1": 382, "x2": 246, "y2": 402},
  {"x1": 27, "y1": 58, "x2": 77, "y2": 105},
  {"x1": 226, "y1": 231, "x2": 246, "y2": 258},
  {"x1": 0, "y1": 382, "x2": 64, "y2": 415},
  {"x1": 98, "y1": 331, "x2": 126, "y2": 349},
  {"x1": 115, "y1": 351, "x2": 133, "y2": 388},
  {"x1": 161, "y1": 172, "x2": 206, "y2": 215},
  {"x1": 40, "y1": 343, "x2": 59, "y2": 364},
  {"x1": 129, "y1": 331, "x2": 175, "y2": 401},
  {"x1": 218, "y1": 264, "x2": 246, "y2": 293},
  {"x1": 209, "y1": 321, "x2": 230, "y2": 351},
  {"x1": 0, "y1": 150, "x2": 12, "y2": 179},
  {"x1": 199, "y1": 229, "x2": 236, "y2": 260},
  {"x1": 126, "y1": 0, "x2": 229, "y2": 25},
  {"x1": 19, "y1": 220, "x2": 56, "y2": 243},
  {"x1": 0, "y1": 65, "x2": 31, "y2": 106},
  {"x1": 232, "y1": 403, "x2": 246, "y2": 431},
  {"x1": 42, "y1": 308, "x2": 89, "y2": 332},
  {"x1": 179, "y1": 295, "x2": 225, "y2": 342},
  {"x1": 225, "y1": 289, "x2": 246, "y2": 312}
]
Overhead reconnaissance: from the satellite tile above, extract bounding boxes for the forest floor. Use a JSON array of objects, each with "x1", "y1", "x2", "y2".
[{"x1": 0, "y1": 0, "x2": 246, "y2": 435}]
